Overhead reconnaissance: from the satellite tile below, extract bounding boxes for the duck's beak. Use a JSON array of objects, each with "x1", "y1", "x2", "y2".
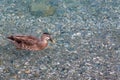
[{"x1": 49, "y1": 38, "x2": 55, "y2": 43}]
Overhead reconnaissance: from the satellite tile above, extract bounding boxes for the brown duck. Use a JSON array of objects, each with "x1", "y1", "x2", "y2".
[{"x1": 7, "y1": 33, "x2": 54, "y2": 51}]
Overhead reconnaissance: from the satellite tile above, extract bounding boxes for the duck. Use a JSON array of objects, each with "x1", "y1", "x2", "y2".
[{"x1": 7, "y1": 33, "x2": 54, "y2": 51}]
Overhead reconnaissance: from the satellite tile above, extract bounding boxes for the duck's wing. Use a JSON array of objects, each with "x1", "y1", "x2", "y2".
[{"x1": 7, "y1": 35, "x2": 39, "y2": 45}]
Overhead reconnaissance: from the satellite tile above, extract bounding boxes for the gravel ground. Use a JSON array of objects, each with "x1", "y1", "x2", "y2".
[{"x1": 0, "y1": 0, "x2": 120, "y2": 80}]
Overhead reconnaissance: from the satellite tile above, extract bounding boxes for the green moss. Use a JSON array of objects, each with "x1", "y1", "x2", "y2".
[{"x1": 29, "y1": 2, "x2": 56, "y2": 17}]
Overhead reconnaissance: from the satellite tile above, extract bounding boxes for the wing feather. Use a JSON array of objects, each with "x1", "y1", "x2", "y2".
[{"x1": 8, "y1": 35, "x2": 39, "y2": 45}]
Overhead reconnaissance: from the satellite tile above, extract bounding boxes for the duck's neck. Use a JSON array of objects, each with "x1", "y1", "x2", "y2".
[
  {"x1": 39, "y1": 38, "x2": 48, "y2": 45},
  {"x1": 37, "y1": 39, "x2": 48, "y2": 50}
]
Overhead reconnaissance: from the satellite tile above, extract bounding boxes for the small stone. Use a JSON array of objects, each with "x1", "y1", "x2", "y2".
[
  {"x1": 12, "y1": 74, "x2": 18, "y2": 79},
  {"x1": 24, "y1": 61, "x2": 30, "y2": 66},
  {"x1": 0, "y1": 59, "x2": 3, "y2": 65},
  {"x1": 40, "y1": 64, "x2": 47, "y2": 70},
  {"x1": 18, "y1": 71, "x2": 22, "y2": 74},
  {"x1": 14, "y1": 64, "x2": 20, "y2": 68},
  {"x1": 24, "y1": 69, "x2": 31, "y2": 74}
]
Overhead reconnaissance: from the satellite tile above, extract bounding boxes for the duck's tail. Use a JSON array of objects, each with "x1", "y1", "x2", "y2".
[{"x1": 7, "y1": 36, "x2": 15, "y2": 40}]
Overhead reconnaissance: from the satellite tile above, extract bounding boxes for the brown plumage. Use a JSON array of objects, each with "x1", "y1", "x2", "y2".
[{"x1": 7, "y1": 33, "x2": 54, "y2": 51}]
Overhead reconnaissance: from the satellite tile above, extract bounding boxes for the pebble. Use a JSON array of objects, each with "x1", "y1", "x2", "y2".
[{"x1": 24, "y1": 69, "x2": 31, "y2": 74}]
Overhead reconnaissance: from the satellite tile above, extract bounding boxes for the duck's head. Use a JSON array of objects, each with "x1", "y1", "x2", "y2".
[{"x1": 41, "y1": 33, "x2": 54, "y2": 43}]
